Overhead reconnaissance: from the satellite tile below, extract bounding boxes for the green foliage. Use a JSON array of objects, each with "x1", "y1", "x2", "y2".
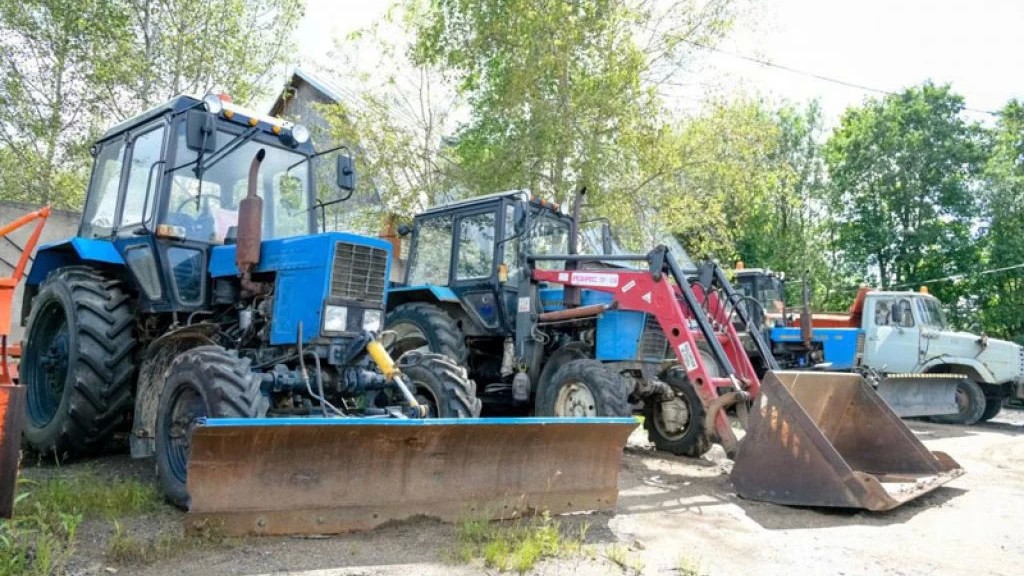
[
  {"x1": 0, "y1": 0, "x2": 302, "y2": 210},
  {"x1": 824, "y1": 82, "x2": 987, "y2": 310},
  {"x1": 0, "y1": 474, "x2": 161, "y2": 576},
  {"x1": 410, "y1": 0, "x2": 736, "y2": 210},
  {"x1": 978, "y1": 100, "x2": 1024, "y2": 342},
  {"x1": 105, "y1": 520, "x2": 230, "y2": 566},
  {"x1": 449, "y1": 513, "x2": 589, "y2": 574}
]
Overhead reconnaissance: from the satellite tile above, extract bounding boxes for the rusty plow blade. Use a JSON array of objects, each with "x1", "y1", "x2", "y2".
[
  {"x1": 186, "y1": 417, "x2": 636, "y2": 536},
  {"x1": 731, "y1": 371, "x2": 963, "y2": 511}
]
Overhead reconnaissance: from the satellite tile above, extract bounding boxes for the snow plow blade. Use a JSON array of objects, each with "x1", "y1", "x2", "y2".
[
  {"x1": 185, "y1": 417, "x2": 637, "y2": 536},
  {"x1": 875, "y1": 374, "x2": 962, "y2": 418},
  {"x1": 731, "y1": 371, "x2": 963, "y2": 511}
]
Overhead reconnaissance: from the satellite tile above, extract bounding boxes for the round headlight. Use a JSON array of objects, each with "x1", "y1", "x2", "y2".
[
  {"x1": 291, "y1": 124, "x2": 310, "y2": 145},
  {"x1": 202, "y1": 94, "x2": 224, "y2": 115}
]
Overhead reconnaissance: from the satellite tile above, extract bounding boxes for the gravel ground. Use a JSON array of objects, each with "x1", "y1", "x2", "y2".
[{"x1": 20, "y1": 407, "x2": 1024, "y2": 576}]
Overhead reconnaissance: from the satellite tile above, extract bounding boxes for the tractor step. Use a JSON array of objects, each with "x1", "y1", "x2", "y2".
[{"x1": 186, "y1": 416, "x2": 637, "y2": 536}]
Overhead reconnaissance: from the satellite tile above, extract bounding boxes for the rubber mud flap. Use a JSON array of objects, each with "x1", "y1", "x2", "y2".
[
  {"x1": 185, "y1": 416, "x2": 637, "y2": 535},
  {"x1": 730, "y1": 371, "x2": 964, "y2": 511}
]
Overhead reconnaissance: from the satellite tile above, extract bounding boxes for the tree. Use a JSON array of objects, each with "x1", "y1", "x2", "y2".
[
  {"x1": 0, "y1": 0, "x2": 302, "y2": 209},
  {"x1": 824, "y1": 82, "x2": 987, "y2": 309},
  {"x1": 978, "y1": 100, "x2": 1024, "y2": 342},
  {"x1": 410, "y1": 0, "x2": 736, "y2": 215}
]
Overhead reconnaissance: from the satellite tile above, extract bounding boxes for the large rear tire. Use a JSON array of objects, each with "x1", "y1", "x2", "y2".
[
  {"x1": 398, "y1": 352, "x2": 481, "y2": 418},
  {"x1": 930, "y1": 379, "x2": 986, "y2": 425},
  {"x1": 385, "y1": 303, "x2": 468, "y2": 364},
  {"x1": 155, "y1": 346, "x2": 267, "y2": 509},
  {"x1": 536, "y1": 359, "x2": 632, "y2": 417},
  {"x1": 643, "y1": 367, "x2": 711, "y2": 457},
  {"x1": 21, "y1": 267, "x2": 137, "y2": 460}
]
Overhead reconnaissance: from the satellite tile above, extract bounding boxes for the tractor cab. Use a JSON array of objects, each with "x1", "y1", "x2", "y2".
[
  {"x1": 392, "y1": 190, "x2": 573, "y2": 336},
  {"x1": 733, "y1": 268, "x2": 786, "y2": 327},
  {"x1": 28, "y1": 94, "x2": 353, "y2": 318}
]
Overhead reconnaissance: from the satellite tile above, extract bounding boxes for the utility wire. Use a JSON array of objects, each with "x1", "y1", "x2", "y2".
[
  {"x1": 890, "y1": 262, "x2": 1024, "y2": 289},
  {"x1": 682, "y1": 39, "x2": 1002, "y2": 117}
]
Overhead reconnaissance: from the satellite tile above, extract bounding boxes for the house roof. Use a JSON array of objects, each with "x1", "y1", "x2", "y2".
[{"x1": 269, "y1": 67, "x2": 345, "y2": 116}]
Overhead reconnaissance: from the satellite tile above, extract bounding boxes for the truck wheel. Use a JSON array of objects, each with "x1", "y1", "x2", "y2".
[
  {"x1": 643, "y1": 367, "x2": 711, "y2": 457},
  {"x1": 21, "y1": 267, "x2": 137, "y2": 461},
  {"x1": 155, "y1": 346, "x2": 267, "y2": 509},
  {"x1": 536, "y1": 359, "x2": 632, "y2": 417},
  {"x1": 398, "y1": 352, "x2": 481, "y2": 418},
  {"x1": 385, "y1": 303, "x2": 468, "y2": 364},
  {"x1": 979, "y1": 395, "x2": 1003, "y2": 422},
  {"x1": 930, "y1": 379, "x2": 986, "y2": 426}
]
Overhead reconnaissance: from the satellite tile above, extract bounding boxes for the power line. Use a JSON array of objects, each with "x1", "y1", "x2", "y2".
[
  {"x1": 890, "y1": 262, "x2": 1024, "y2": 289},
  {"x1": 682, "y1": 39, "x2": 1001, "y2": 117}
]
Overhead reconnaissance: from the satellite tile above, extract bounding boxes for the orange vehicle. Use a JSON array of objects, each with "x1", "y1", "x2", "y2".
[{"x1": 0, "y1": 205, "x2": 50, "y2": 518}]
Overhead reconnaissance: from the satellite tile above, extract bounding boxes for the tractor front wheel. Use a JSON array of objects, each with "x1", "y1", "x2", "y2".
[
  {"x1": 536, "y1": 359, "x2": 632, "y2": 417},
  {"x1": 643, "y1": 367, "x2": 711, "y2": 457},
  {"x1": 155, "y1": 346, "x2": 267, "y2": 508},
  {"x1": 398, "y1": 352, "x2": 481, "y2": 418},
  {"x1": 21, "y1": 267, "x2": 137, "y2": 461}
]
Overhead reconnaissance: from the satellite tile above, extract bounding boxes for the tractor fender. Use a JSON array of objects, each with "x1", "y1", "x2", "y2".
[
  {"x1": 386, "y1": 285, "x2": 497, "y2": 337},
  {"x1": 920, "y1": 359, "x2": 996, "y2": 385},
  {"x1": 26, "y1": 238, "x2": 125, "y2": 286},
  {"x1": 22, "y1": 238, "x2": 126, "y2": 325},
  {"x1": 130, "y1": 323, "x2": 219, "y2": 458}
]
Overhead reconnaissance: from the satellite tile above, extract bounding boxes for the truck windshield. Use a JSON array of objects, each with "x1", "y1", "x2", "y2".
[
  {"x1": 916, "y1": 296, "x2": 948, "y2": 329},
  {"x1": 167, "y1": 123, "x2": 311, "y2": 243}
]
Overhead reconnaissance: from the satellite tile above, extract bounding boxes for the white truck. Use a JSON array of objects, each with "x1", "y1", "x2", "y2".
[{"x1": 737, "y1": 273, "x2": 1024, "y2": 424}]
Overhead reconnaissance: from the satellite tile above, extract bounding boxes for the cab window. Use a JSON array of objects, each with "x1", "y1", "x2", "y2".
[
  {"x1": 120, "y1": 125, "x2": 166, "y2": 232},
  {"x1": 408, "y1": 215, "x2": 453, "y2": 285},
  {"x1": 81, "y1": 140, "x2": 126, "y2": 238},
  {"x1": 456, "y1": 212, "x2": 496, "y2": 280}
]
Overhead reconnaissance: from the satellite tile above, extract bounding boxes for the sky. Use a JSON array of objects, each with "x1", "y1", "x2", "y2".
[{"x1": 289, "y1": 0, "x2": 1024, "y2": 127}]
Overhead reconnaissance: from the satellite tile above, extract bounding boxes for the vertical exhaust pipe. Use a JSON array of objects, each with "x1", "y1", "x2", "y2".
[{"x1": 237, "y1": 149, "x2": 266, "y2": 296}]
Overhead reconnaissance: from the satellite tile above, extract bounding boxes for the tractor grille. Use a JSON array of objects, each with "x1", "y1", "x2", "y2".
[
  {"x1": 639, "y1": 314, "x2": 670, "y2": 360},
  {"x1": 330, "y1": 242, "x2": 388, "y2": 306}
]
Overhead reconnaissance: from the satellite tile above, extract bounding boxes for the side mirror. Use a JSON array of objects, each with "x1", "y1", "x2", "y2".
[
  {"x1": 397, "y1": 223, "x2": 412, "y2": 237},
  {"x1": 337, "y1": 155, "x2": 356, "y2": 191},
  {"x1": 185, "y1": 110, "x2": 217, "y2": 152},
  {"x1": 891, "y1": 304, "x2": 902, "y2": 324}
]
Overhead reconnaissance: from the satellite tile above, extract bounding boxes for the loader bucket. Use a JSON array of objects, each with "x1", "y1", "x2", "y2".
[
  {"x1": 731, "y1": 371, "x2": 963, "y2": 511},
  {"x1": 186, "y1": 416, "x2": 637, "y2": 536}
]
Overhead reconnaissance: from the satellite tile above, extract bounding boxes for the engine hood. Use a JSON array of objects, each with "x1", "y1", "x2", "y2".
[{"x1": 923, "y1": 330, "x2": 1024, "y2": 384}]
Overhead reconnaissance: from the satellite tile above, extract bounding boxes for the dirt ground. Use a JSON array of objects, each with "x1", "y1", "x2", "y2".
[{"x1": 25, "y1": 407, "x2": 1024, "y2": 576}]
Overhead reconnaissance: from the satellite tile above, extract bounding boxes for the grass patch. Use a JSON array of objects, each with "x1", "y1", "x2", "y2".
[
  {"x1": 605, "y1": 543, "x2": 645, "y2": 575},
  {"x1": 105, "y1": 521, "x2": 229, "y2": 566},
  {"x1": 676, "y1": 554, "x2": 708, "y2": 576},
  {"x1": 449, "y1": 513, "x2": 589, "y2": 574},
  {"x1": 0, "y1": 474, "x2": 162, "y2": 576}
]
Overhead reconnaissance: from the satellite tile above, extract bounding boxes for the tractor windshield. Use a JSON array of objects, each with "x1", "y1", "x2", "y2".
[
  {"x1": 167, "y1": 123, "x2": 311, "y2": 243},
  {"x1": 526, "y1": 212, "x2": 570, "y2": 269}
]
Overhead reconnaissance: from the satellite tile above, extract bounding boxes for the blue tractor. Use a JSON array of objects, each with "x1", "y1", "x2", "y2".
[{"x1": 19, "y1": 94, "x2": 481, "y2": 507}]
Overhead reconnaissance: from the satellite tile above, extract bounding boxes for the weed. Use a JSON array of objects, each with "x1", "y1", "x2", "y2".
[
  {"x1": 449, "y1": 512, "x2": 588, "y2": 574},
  {"x1": 676, "y1": 554, "x2": 708, "y2": 576},
  {"x1": 605, "y1": 543, "x2": 645, "y2": 575},
  {"x1": 1, "y1": 474, "x2": 163, "y2": 576},
  {"x1": 105, "y1": 520, "x2": 230, "y2": 566}
]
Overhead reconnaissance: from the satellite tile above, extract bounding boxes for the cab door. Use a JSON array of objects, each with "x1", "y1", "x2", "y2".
[
  {"x1": 862, "y1": 296, "x2": 920, "y2": 373},
  {"x1": 451, "y1": 208, "x2": 502, "y2": 332}
]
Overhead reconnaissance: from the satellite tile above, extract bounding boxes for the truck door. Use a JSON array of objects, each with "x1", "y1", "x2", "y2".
[{"x1": 862, "y1": 296, "x2": 920, "y2": 373}]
